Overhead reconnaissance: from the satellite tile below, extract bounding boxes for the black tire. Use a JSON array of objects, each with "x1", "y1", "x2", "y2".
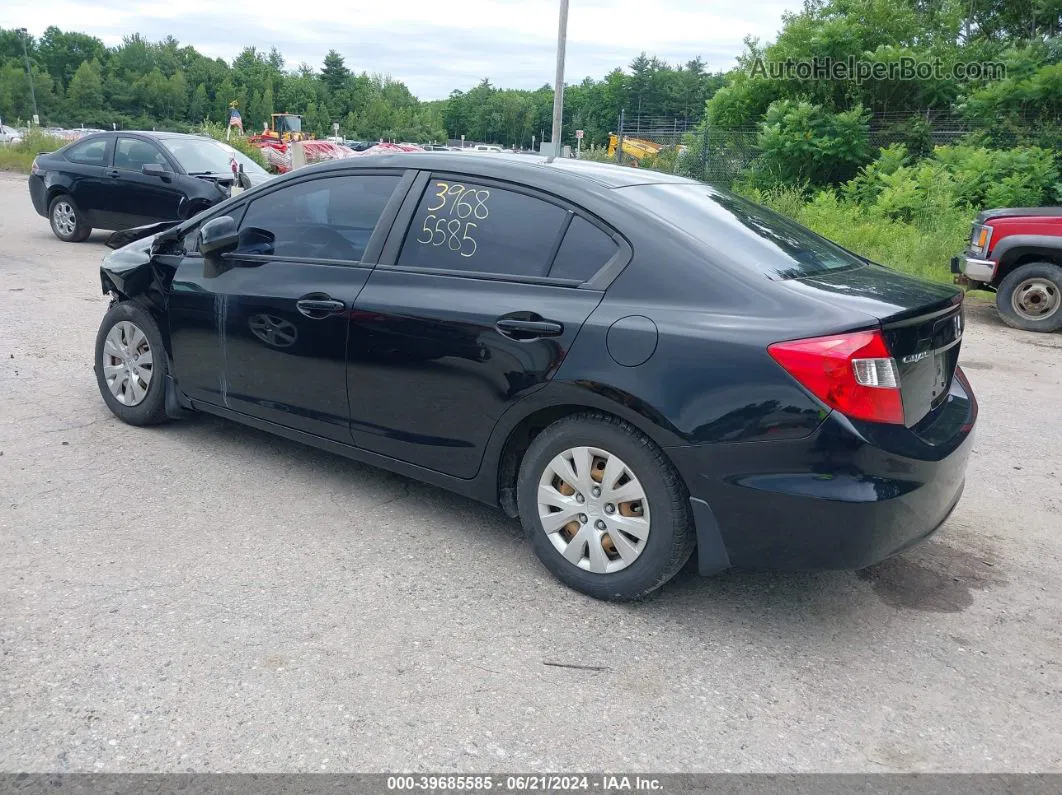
[
  {"x1": 94, "y1": 301, "x2": 169, "y2": 426},
  {"x1": 48, "y1": 194, "x2": 92, "y2": 243},
  {"x1": 996, "y1": 262, "x2": 1062, "y2": 333},
  {"x1": 516, "y1": 412, "x2": 695, "y2": 601}
]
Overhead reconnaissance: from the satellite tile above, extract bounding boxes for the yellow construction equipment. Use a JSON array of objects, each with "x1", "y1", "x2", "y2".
[{"x1": 608, "y1": 134, "x2": 665, "y2": 162}]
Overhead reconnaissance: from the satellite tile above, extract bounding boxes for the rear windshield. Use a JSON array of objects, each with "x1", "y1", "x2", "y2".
[{"x1": 617, "y1": 182, "x2": 864, "y2": 279}]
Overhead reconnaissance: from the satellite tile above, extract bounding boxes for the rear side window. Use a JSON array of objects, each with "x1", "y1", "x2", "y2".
[
  {"x1": 240, "y1": 174, "x2": 400, "y2": 262},
  {"x1": 64, "y1": 137, "x2": 110, "y2": 166},
  {"x1": 396, "y1": 178, "x2": 568, "y2": 277},
  {"x1": 549, "y1": 216, "x2": 619, "y2": 282}
]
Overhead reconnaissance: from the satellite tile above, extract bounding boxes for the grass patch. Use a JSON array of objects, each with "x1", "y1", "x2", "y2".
[{"x1": 0, "y1": 130, "x2": 68, "y2": 173}]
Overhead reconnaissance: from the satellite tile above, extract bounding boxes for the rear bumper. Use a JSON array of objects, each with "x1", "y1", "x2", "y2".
[
  {"x1": 951, "y1": 253, "x2": 996, "y2": 283},
  {"x1": 28, "y1": 175, "x2": 48, "y2": 217},
  {"x1": 669, "y1": 376, "x2": 977, "y2": 572}
]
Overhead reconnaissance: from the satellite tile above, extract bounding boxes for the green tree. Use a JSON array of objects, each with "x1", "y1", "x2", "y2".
[
  {"x1": 188, "y1": 82, "x2": 208, "y2": 123},
  {"x1": 67, "y1": 59, "x2": 104, "y2": 115},
  {"x1": 164, "y1": 71, "x2": 187, "y2": 120},
  {"x1": 320, "y1": 49, "x2": 351, "y2": 95},
  {"x1": 37, "y1": 26, "x2": 107, "y2": 89}
]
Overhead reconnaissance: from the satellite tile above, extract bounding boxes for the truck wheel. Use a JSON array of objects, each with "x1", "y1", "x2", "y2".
[{"x1": 996, "y1": 262, "x2": 1062, "y2": 333}]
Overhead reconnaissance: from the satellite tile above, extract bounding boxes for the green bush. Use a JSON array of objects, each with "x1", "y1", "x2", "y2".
[
  {"x1": 752, "y1": 100, "x2": 872, "y2": 188},
  {"x1": 933, "y1": 145, "x2": 1059, "y2": 209},
  {"x1": 839, "y1": 142, "x2": 1060, "y2": 223},
  {"x1": 0, "y1": 129, "x2": 68, "y2": 172}
]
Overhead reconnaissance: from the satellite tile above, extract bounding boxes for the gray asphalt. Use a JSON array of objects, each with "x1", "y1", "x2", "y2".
[{"x1": 1, "y1": 172, "x2": 1060, "y2": 773}]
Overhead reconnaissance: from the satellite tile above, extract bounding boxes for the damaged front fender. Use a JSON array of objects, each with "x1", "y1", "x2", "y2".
[{"x1": 100, "y1": 234, "x2": 181, "y2": 317}]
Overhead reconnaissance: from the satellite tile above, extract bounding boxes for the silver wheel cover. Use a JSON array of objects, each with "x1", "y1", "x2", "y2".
[
  {"x1": 537, "y1": 446, "x2": 651, "y2": 574},
  {"x1": 53, "y1": 201, "x2": 76, "y2": 237},
  {"x1": 102, "y1": 321, "x2": 154, "y2": 406}
]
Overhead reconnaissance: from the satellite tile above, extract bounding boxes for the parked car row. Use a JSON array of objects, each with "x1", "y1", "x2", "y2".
[
  {"x1": 1, "y1": 124, "x2": 23, "y2": 145},
  {"x1": 91, "y1": 152, "x2": 977, "y2": 601},
  {"x1": 28, "y1": 131, "x2": 272, "y2": 242}
]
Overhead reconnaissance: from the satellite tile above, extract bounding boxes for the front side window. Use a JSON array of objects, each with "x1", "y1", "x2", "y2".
[
  {"x1": 396, "y1": 178, "x2": 568, "y2": 277},
  {"x1": 239, "y1": 175, "x2": 400, "y2": 262},
  {"x1": 64, "y1": 136, "x2": 110, "y2": 166},
  {"x1": 115, "y1": 138, "x2": 169, "y2": 171}
]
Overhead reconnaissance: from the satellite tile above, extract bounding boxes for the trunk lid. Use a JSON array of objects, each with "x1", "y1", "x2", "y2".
[{"x1": 783, "y1": 264, "x2": 964, "y2": 427}]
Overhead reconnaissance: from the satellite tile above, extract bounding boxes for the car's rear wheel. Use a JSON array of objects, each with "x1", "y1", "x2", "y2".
[
  {"x1": 996, "y1": 262, "x2": 1062, "y2": 333},
  {"x1": 516, "y1": 413, "x2": 694, "y2": 601},
  {"x1": 48, "y1": 194, "x2": 91, "y2": 242},
  {"x1": 94, "y1": 301, "x2": 169, "y2": 426}
]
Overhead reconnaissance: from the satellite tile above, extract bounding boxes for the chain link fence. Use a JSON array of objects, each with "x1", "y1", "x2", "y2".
[{"x1": 605, "y1": 111, "x2": 1051, "y2": 186}]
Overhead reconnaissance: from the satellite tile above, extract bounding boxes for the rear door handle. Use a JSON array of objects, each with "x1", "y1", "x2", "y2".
[
  {"x1": 105, "y1": 169, "x2": 120, "y2": 178},
  {"x1": 296, "y1": 297, "x2": 345, "y2": 319},
  {"x1": 495, "y1": 318, "x2": 564, "y2": 338}
]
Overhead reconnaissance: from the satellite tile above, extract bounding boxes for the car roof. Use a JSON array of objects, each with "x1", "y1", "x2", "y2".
[
  {"x1": 67, "y1": 130, "x2": 206, "y2": 142},
  {"x1": 305, "y1": 151, "x2": 699, "y2": 190}
]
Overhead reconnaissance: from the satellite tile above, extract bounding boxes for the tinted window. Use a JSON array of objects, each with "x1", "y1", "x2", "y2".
[
  {"x1": 64, "y1": 137, "x2": 110, "y2": 166},
  {"x1": 397, "y1": 178, "x2": 567, "y2": 277},
  {"x1": 618, "y1": 183, "x2": 864, "y2": 279},
  {"x1": 240, "y1": 175, "x2": 399, "y2": 262},
  {"x1": 549, "y1": 216, "x2": 619, "y2": 281},
  {"x1": 115, "y1": 138, "x2": 169, "y2": 171}
]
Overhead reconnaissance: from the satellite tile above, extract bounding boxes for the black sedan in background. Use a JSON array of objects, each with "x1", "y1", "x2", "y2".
[
  {"x1": 29, "y1": 131, "x2": 271, "y2": 242},
  {"x1": 93, "y1": 153, "x2": 977, "y2": 601}
]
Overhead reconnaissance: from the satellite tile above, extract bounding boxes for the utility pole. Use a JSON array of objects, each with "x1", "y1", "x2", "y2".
[
  {"x1": 549, "y1": 0, "x2": 569, "y2": 158},
  {"x1": 17, "y1": 29, "x2": 39, "y2": 125}
]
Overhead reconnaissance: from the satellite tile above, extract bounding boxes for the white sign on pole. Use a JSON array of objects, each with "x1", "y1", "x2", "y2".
[{"x1": 575, "y1": 129, "x2": 584, "y2": 139}]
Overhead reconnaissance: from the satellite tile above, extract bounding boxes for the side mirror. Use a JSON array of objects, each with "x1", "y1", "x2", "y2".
[
  {"x1": 142, "y1": 163, "x2": 169, "y2": 179},
  {"x1": 198, "y1": 216, "x2": 239, "y2": 257}
]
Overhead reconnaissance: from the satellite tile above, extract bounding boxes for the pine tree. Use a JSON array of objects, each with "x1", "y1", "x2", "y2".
[{"x1": 67, "y1": 59, "x2": 104, "y2": 114}]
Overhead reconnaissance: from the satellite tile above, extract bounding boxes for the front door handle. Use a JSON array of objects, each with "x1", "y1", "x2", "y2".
[
  {"x1": 495, "y1": 318, "x2": 564, "y2": 339},
  {"x1": 105, "y1": 169, "x2": 120, "y2": 178},
  {"x1": 296, "y1": 297, "x2": 345, "y2": 319}
]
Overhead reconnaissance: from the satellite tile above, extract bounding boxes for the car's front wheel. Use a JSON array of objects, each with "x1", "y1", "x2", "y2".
[
  {"x1": 996, "y1": 262, "x2": 1062, "y2": 332},
  {"x1": 94, "y1": 301, "x2": 169, "y2": 426},
  {"x1": 516, "y1": 413, "x2": 695, "y2": 601},
  {"x1": 48, "y1": 194, "x2": 92, "y2": 242}
]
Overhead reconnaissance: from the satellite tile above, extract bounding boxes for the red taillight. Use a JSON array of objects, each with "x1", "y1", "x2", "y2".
[
  {"x1": 30, "y1": 158, "x2": 40, "y2": 175},
  {"x1": 768, "y1": 330, "x2": 905, "y2": 425}
]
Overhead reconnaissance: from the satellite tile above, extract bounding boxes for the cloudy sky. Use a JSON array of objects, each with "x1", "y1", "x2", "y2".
[{"x1": 2, "y1": 0, "x2": 803, "y2": 100}]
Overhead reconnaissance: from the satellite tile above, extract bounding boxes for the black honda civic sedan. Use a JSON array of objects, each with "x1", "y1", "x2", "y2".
[
  {"x1": 94, "y1": 153, "x2": 977, "y2": 601},
  {"x1": 29, "y1": 131, "x2": 270, "y2": 242}
]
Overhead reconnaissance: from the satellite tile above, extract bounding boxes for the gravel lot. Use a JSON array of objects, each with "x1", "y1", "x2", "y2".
[{"x1": 1, "y1": 171, "x2": 1060, "y2": 774}]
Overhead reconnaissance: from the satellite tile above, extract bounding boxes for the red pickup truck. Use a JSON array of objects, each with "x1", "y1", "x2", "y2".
[{"x1": 952, "y1": 207, "x2": 1062, "y2": 332}]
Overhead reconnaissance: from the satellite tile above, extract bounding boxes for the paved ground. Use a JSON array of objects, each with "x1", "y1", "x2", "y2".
[{"x1": 1, "y1": 172, "x2": 1060, "y2": 774}]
